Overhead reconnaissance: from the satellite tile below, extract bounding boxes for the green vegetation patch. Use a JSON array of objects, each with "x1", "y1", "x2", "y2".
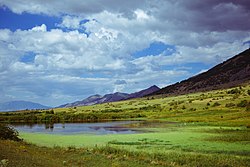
[
  {"x1": 204, "y1": 128, "x2": 250, "y2": 143},
  {"x1": 19, "y1": 125, "x2": 250, "y2": 156}
]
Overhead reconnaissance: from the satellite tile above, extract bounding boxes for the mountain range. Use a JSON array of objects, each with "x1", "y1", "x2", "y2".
[
  {"x1": 151, "y1": 48, "x2": 250, "y2": 96},
  {"x1": 58, "y1": 85, "x2": 160, "y2": 108},
  {"x1": 0, "y1": 101, "x2": 50, "y2": 112}
]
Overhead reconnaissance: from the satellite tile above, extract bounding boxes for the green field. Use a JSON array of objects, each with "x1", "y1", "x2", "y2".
[{"x1": 1, "y1": 85, "x2": 250, "y2": 166}]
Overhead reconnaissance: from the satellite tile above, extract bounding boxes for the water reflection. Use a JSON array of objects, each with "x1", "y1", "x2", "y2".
[
  {"x1": 45, "y1": 123, "x2": 54, "y2": 131},
  {"x1": 12, "y1": 121, "x2": 144, "y2": 135}
]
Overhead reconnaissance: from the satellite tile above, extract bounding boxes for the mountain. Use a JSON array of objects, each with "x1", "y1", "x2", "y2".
[
  {"x1": 102, "y1": 92, "x2": 129, "y2": 103},
  {"x1": 151, "y1": 48, "x2": 250, "y2": 96},
  {"x1": 128, "y1": 85, "x2": 160, "y2": 99},
  {"x1": 0, "y1": 101, "x2": 51, "y2": 112},
  {"x1": 58, "y1": 95, "x2": 103, "y2": 108},
  {"x1": 59, "y1": 85, "x2": 160, "y2": 108}
]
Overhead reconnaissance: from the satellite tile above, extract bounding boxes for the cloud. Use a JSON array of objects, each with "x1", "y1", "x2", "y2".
[
  {"x1": 0, "y1": 22, "x2": 158, "y2": 105},
  {"x1": 1, "y1": 0, "x2": 250, "y2": 34},
  {"x1": 151, "y1": 0, "x2": 250, "y2": 32},
  {"x1": 0, "y1": 0, "x2": 250, "y2": 106},
  {"x1": 57, "y1": 15, "x2": 84, "y2": 30},
  {"x1": 114, "y1": 80, "x2": 127, "y2": 85},
  {"x1": 0, "y1": 0, "x2": 145, "y2": 16},
  {"x1": 0, "y1": 24, "x2": 137, "y2": 72},
  {"x1": 31, "y1": 24, "x2": 47, "y2": 32}
]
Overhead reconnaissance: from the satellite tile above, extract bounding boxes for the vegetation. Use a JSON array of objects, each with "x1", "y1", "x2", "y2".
[
  {"x1": 0, "y1": 124, "x2": 21, "y2": 141},
  {"x1": 1, "y1": 84, "x2": 250, "y2": 166},
  {"x1": 1, "y1": 125, "x2": 250, "y2": 167},
  {"x1": 0, "y1": 85, "x2": 250, "y2": 127},
  {"x1": 0, "y1": 140, "x2": 158, "y2": 167},
  {"x1": 2, "y1": 138, "x2": 249, "y2": 167}
]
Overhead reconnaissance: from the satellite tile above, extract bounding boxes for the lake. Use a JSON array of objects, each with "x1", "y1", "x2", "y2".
[{"x1": 12, "y1": 121, "x2": 145, "y2": 135}]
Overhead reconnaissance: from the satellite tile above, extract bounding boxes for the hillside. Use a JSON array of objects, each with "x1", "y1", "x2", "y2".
[
  {"x1": 151, "y1": 48, "x2": 250, "y2": 96},
  {"x1": 59, "y1": 85, "x2": 160, "y2": 108},
  {"x1": 2, "y1": 84, "x2": 250, "y2": 127},
  {"x1": 0, "y1": 101, "x2": 50, "y2": 112}
]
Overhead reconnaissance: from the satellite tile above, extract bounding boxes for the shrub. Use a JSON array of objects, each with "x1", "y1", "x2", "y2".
[
  {"x1": 45, "y1": 109, "x2": 54, "y2": 114},
  {"x1": 169, "y1": 101, "x2": 177, "y2": 106},
  {"x1": 237, "y1": 100, "x2": 248, "y2": 107},
  {"x1": 246, "y1": 105, "x2": 250, "y2": 112},
  {"x1": 212, "y1": 102, "x2": 221, "y2": 107},
  {"x1": 169, "y1": 100, "x2": 184, "y2": 106},
  {"x1": 190, "y1": 108, "x2": 196, "y2": 111},
  {"x1": 0, "y1": 124, "x2": 22, "y2": 141},
  {"x1": 247, "y1": 90, "x2": 250, "y2": 96},
  {"x1": 227, "y1": 88, "x2": 241, "y2": 94}
]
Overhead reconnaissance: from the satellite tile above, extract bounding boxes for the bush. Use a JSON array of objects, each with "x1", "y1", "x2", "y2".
[
  {"x1": 246, "y1": 105, "x2": 250, "y2": 112},
  {"x1": 212, "y1": 102, "x2": 221, "y2": 107},
  {"x1": 45, "y1": 110, "x2": 54, "y2": 114},
  {"x1": 237, "y1": 100, "x2": 248, "y2": 107},
  {"x1": 0, "y1": 124, "x2": 22, "y2": 141},
  {"x1": 190, "y1": 108, "x2": 196, "y2": 111},
  {"x1": 227, "y1": 88, "x2": 241, "y2": 94}
]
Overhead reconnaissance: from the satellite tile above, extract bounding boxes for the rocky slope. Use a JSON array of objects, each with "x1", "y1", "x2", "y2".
[{"x1": 151, "y1": 49, "x2": 250, "y2": 96}]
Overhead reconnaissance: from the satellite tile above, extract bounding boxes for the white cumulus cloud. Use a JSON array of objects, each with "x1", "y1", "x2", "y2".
[{"x1": 0, "y1": 0, "x2": 249, "y2": 106}]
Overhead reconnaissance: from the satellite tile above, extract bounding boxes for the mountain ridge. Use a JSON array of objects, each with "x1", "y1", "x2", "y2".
[
  {"x1": 59, "y1": 85, "x2": 160, "y2": 108},
  {"x1": 0, "y1": 100, "x2": 51, "y2": 112},
  {"x1": 150, "y1": 48, "x2": 250, "y2": 96}
]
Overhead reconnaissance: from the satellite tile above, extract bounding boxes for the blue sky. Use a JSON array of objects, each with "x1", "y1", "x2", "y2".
[
  {"x1": 0, "y1": 0, "x2": 249, "y2": 106},
  {"x1": 0, "y1": 8, "x2": 60, "y2": 31}
]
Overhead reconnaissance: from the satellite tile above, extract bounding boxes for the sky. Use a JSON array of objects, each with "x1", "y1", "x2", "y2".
[{"x1": 0, "y1": 0, "x2": 250, "y2": 107}]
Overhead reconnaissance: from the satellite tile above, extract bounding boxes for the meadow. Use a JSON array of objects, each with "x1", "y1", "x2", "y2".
[{"x1": 0, "y1": 84, "x2": 250, "y2": 166}]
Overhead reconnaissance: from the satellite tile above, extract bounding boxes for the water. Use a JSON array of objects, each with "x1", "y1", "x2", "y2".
[{"x1": 12, "y1": 121, "x2": 144, "y2": 135}]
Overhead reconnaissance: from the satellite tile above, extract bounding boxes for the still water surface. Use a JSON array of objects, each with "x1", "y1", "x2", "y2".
[{"x1": 12, "y1": 121, "x2": 143, "y2": 135}]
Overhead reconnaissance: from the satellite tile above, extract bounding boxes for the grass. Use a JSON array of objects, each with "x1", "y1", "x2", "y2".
[
  {"x1": 0, "y1": 140, "x2": 159, "y2": 167},
  {"x1": 41, "y1": 85, "x2": 250, "y2": 125},
  {"x1": 204, "y1": 128, "x2": 250, "y2": 142},
  {"x1": 1, "y1": 84, "x2": 250, "y2": 166},
  {"x1": 1, "y1": 85, "x2": 250, "y2": 127},
  {"x1": 1, "y1": 126, "x2": 250, "y2": 167},
  {"x1": 19, "y1": 125, "x2": 250, "y2": 156},
  {"x1": 93, "y1": 146, "x2": 250, "y2": 167}
]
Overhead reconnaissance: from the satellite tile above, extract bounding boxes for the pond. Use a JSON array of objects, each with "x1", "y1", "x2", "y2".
[{"x1": 12, "y1": 121, "x2": 147, "y2": 135}]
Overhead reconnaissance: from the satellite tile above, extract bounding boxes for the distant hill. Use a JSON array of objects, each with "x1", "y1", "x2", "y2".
[
  {"x1": 128, "y1": 85, "x2": 160, "y2": 99},
  {"x1": 59, "y1": 85, "x2": 160, "y2": 108},
  {"x1": 0, "y1": 101, "x2": 51, "y2": 112},
  {"x1": 151, "y1": 48, "x2": 250, "y2": 96}
]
